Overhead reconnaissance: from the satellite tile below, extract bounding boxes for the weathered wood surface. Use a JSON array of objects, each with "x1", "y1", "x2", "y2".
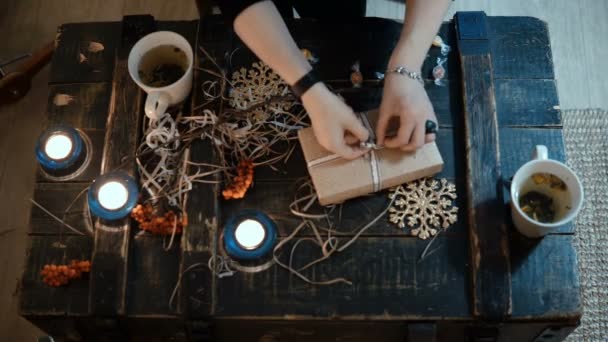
[
  {"x1": 20, "y1": 236, "x2": 93, "y2": 315},
  {"x1": 29, "y1": 183, "x2": 92, "y2": 235},
  {"x1": 46, "y1": 83, "x2": 112, "y2": 130},
  {"x1": 89, "y1": 15, "x2": 155, "y2": 316},
  {"x1": 487, "y1": 16, "x2": 554, "y2": 80},
  {"x1": 214, "y1": 235, "x2": 470, "y2": 318},
  {"x1": 509, "y1": 234, "x2": 581, "y2": 319},
  {"x1": 178, "y1": 18, "x2": 221, "y2": 318},
  {"x1": 494, "y1": 79, "x2": 560, "y2": 127},
  {"x1": 20, "y1": 12, "x2": 584, "y2": 341},
  {"x1": 455, "y1": 11, "x2": 511, "y2": 320},
  {"x1": 51, "y1": 22, "x2": 121, "y2": 84},
  {"x1": 126, "y1": 19, "x2": 198, "y2": 317}
]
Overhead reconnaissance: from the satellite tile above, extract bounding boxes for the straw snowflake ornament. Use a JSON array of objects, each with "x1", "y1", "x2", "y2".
[
  {"x1": 229, "y1": 62, "x2": 293, "y2": 113},
  {"x1": 388, "y1": 178, "x2": 458, "y2": 239}
]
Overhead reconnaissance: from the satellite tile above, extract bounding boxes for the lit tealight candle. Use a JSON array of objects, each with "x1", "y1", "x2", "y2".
[
  {"x1": 235, "y1": 219, "x2": 266, "y2": 250},
  {"x1": 36, "y1": 126, "x2": 85, "y2": 173},
  {"x1": 97, "y1": 181, "x2": 129, "y2": 210},
  {"x1": 88, "y1": 171, "x2": 139, "y2": 221},
  {"x1": 44, "y1": 133, "x2": 73, "y2": 160},
  {"x1": 224, "y1": 209, "x2": 277, "y2": 260}
]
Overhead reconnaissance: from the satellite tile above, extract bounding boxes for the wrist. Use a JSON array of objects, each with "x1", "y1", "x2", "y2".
[
  {"x1": 291, "y1": 69, "x2": 321, "y2": 99},
  {"x1": 388, "y1": 38, "x2": 424, "y2": 72},
  {"x1": 301, "y1": 82, "x2": 328, "y2": 118}
]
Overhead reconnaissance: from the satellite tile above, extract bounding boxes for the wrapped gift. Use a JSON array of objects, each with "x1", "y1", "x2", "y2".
[{"x1": 298, "y1": 110, "x2": 444, "y2": 205}]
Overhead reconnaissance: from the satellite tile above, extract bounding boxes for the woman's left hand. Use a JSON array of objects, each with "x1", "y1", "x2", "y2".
[{"x1": 375, "y1": 73, "x2": 437, "y2": 151}]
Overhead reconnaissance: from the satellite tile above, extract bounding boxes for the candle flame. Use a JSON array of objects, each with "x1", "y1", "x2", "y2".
[
  {"x1": 235, "y1": 219, "x2": 266, "y2": 250},
  {"x1": 45, "y1": 134, "x2": 73, "y2": 160},
  {"x1": 98, "y1": 181, "x2": 128, "y2": 210}
]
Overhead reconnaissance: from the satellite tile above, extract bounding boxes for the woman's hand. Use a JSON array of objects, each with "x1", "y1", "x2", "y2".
[
  {"x1": 302, "y1": 83, "x2": 370, "y2": 160},
  {"x1": 376, "y1": 74, "x2": 437, "y2": 151}
]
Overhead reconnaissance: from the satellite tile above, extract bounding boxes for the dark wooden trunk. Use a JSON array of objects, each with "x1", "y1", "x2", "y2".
[{"x1": 19, "y1": 11, "x2": 581, "y2": 342}]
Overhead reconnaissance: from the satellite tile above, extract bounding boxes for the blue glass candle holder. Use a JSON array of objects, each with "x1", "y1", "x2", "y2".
[
  {"x1": 88, "y1": 171, "x2": 139, "y2": 221},
  {"x1": 223, "y1": 209, "x2": 277, "y2": 260},
  {"x1": 35, "y1": 126, "x2": 84, "y2": 172}
]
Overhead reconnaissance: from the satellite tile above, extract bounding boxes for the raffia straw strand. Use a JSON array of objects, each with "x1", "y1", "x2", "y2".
[{"x1": 29, "y1": 198, "x2": 86, "y2": 236}]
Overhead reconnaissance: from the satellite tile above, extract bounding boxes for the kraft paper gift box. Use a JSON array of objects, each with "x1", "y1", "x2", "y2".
[{"x1": 297, "y1": 109, "x2": 444, "y2": 205}]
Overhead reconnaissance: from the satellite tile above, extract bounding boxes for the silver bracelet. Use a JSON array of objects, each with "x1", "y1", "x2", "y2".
[{"x1": 386, "y1": 66, "x2": 425, "y2": 86}]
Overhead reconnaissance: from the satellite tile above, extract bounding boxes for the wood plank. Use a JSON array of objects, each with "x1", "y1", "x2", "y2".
[
  {"x1": 30, "y1": 182, "x2": 92, "y2": 235},
  {"x1": 124, "y1": 20, "x2": 198, "y2": 317},
  {"x1": 125, "y1": 234, "x2": 181, "y2": 316},
  {"x1": 20, "y1": 235, "x2": 93, "y2": 316},
  {"x1": 179, "y1": 17, "x2": 217, "y2": 318},
  {"x1": 50, "y1": 22, "x2": 121, "y2": 84},
  {"x1": 180, "y1": 141, "x2": 217, "y2": 318},
  {"x1": 509, "y1": 234, "x2": 581, "y2": 320},
  {"x1": 495, "y1": 79, "x2": 560, "y2": 127},
  {"x1": 46, "y1": 83, "x2": 111, "y2": 130},
  {"x1": 455, "y1": 11, "x2": 511, "y2": 319},
  {"x1": 487, "y1": 16, "x2": 554, "y2": 79},
  {"x1": 214, "y1": 235, "x2": 470, "y2": 318},
  {"x1": 89, "y1": 15, "x2": 155, "y2": 316},
  {"x1": 498, "y1": 127, "x2": 573, "y2": 234}
]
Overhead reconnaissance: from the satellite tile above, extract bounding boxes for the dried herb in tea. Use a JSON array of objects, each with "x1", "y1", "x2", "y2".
[{"x1": 519, "y1": 190, "x2": 556, "y2": 223}]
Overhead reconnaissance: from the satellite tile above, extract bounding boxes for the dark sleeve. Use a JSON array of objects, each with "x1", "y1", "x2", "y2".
[{"x1": 218, "y1": 0, "x2": 267, "y2": 25}]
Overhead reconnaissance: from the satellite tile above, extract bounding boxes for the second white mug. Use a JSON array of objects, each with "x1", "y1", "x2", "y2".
[
  {"x1": 510, "y1": 145, "x2": 584, "y2": 237},
  {"x1": 127, "y1": 31, "x2": 193, "y2": 120}
]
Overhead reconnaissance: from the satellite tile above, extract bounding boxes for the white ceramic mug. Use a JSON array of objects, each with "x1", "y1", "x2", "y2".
[
  {"x1": 127, "y1": 31, "x2": 193, "y2": 120},
  {"x1": 510, "y1": 145, "x2": 584, "y2": 237}
]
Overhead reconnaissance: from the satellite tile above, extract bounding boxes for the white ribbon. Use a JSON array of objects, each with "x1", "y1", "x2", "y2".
[{"x1": 306, "y1": 112, "x2": 382, "y2": 193}]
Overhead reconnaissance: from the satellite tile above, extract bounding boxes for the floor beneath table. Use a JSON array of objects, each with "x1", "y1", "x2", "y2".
[{"x1": 1, "y1": 0, "x2": 605, "y2": 340}]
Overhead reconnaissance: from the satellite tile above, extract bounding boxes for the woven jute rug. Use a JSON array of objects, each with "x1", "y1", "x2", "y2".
[{"x1": 562, "y1": 109, "x2": 608, "y2": 342}]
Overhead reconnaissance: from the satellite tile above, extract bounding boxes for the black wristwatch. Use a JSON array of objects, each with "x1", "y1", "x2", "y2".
[{"x1": 291, "y1": 69, "x2": 321, "y2": 99}]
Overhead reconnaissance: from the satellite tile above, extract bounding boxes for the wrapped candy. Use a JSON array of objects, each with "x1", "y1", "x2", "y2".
[
  {"x1": 301, "y1": 48, "x2": 319, "y2": 64},
  {"x1": 350, "y1": 61, "x2": 363, "y2": 88},
  {"x1": 433, "y1": 57, "x2": 447, "y2": 86},
  {"x1": 432, "y1": 35, "x2": 451, "y2": 56}
]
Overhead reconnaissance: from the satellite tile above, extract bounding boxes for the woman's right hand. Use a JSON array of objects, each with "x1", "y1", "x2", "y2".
[{"x1": 301, "y1": 83, "x2": 370, "y2": 160}]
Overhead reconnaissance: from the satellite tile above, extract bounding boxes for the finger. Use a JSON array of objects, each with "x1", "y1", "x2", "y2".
[
  {"x1": 425, "y1": 133, "x2": 436, "y2": 143},
  {"x1": 344, "y1": 133, "x2": 359, "y2": 145},
  {"x1": 385, "y1": 121, "x2": 415, "y2": 149},
  {"x1": 345, "y1": 116, "x2": 370, "y2": 143},
  {"x1": 401, "y1": 123, "x2": 425, "y2": 152},
  {"x1": 333, "y1": 141, "x2": 368, "y2": 160},
  {"x1": 376, "y1": 105, "x2": 392, "y2": 146}
]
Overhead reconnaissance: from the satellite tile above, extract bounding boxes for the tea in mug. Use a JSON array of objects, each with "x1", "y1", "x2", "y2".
[
  {"x1": 138, "y1": 44, "x2": 188, "y2": 87},
  {"x1": 518, "y1": 173, "x2": 571, "y2": 223}
]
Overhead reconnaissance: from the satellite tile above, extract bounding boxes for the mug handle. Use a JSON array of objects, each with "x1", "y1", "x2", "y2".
[
  {"x1": 532, "y1": 145, "x2": 548, "y2": 161},
  {"x1": 145, "y1": 92, "x2": 170, "y2": 120}
]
